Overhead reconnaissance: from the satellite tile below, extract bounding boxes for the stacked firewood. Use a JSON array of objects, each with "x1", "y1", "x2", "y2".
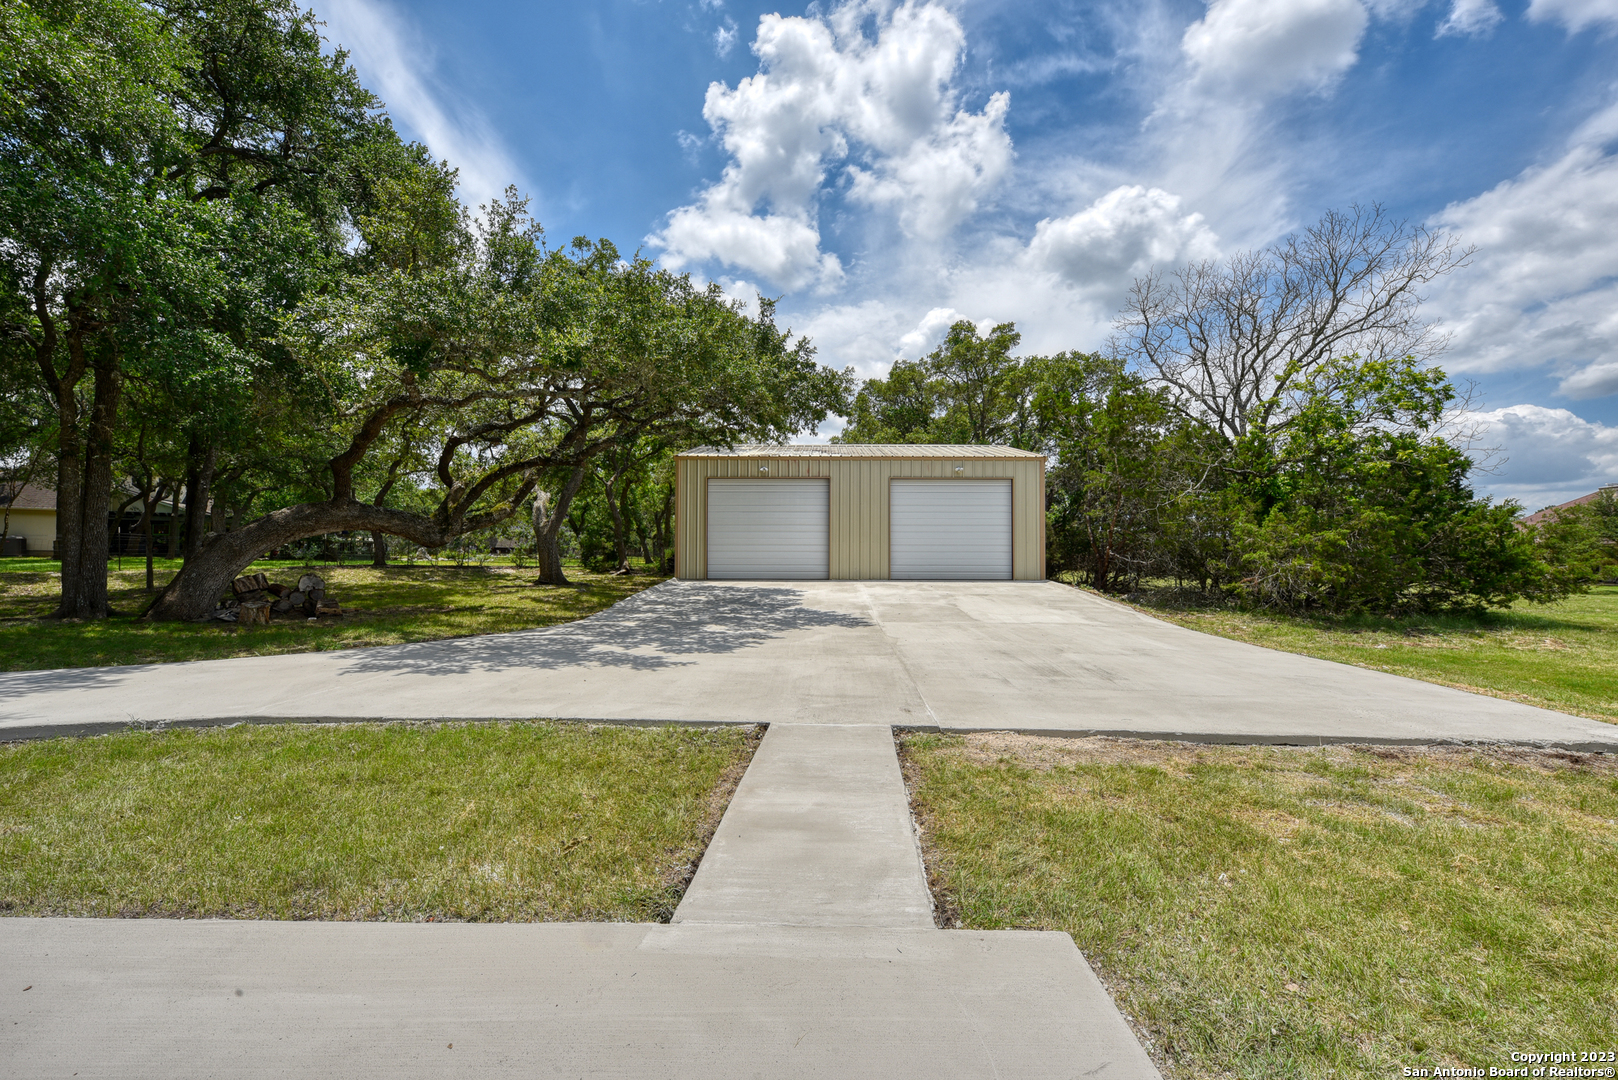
[{"x1": 213, "y1": 572, "x2": 344, "y2": 623}]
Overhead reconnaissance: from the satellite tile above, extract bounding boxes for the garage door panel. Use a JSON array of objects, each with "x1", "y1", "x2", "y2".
[
  {"x1": 890, "y1": 480, "x2": 1012, "y2": 580},
  {"x1": 707, "y1": 479, "x2": 829, "y2": 580}
]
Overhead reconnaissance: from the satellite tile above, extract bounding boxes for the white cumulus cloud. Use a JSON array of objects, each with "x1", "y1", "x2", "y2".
[
  {"x1": 661, "y1": 204, "x2": 844, "y2": 293},
  {"x1": 1181, "y1": 0, "x2": 1369, "y2": 99},
  {"x1": 1461, "y1": 404, "x2": 1618, "y2": 509},
  {"x1": 1429, "y1": 108, "x2": 1618, "y2": 398},
  {"x1": 896, "y1": 306, "x2": 970, "y2": 358},
  {"x1": 1026, "y1": 185, "x2": 1221, "y2": 298},
  {"x1": 795, "y1": 299, "x2": 920, "y2": 380},
  {"x1": 845, "y1": 91, "x2": 1012, "y2": 240},
  {"x1": 649, "y1": 0, "x2": 1012, "y2": 291}
]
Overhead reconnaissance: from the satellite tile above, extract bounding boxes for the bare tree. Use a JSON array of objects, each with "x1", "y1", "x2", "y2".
[{"x1": 1113, "y1": 205, "x2": 1471, "y2": 442}]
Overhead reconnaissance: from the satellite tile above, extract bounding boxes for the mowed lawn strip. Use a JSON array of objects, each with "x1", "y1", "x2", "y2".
[
  {"x1": 1117, "y1": 584, "x2": 1618, "y2": 726},
  {"x1": 900, "y1": 732, "x2": 1618, "y2": 1080},
  {"x1": 0, "y1": 559, "x2": 660, "y2": 671},
  {"x1": 0, "y1": 721, "x2": 758, "y2": 922}
]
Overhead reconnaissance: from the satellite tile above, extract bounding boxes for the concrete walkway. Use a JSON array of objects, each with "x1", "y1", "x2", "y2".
[
  {"x1": 672, "y1": 724, "x2": 935, "y2": 928},
  {"x1": 1, "y1": 722, "x2": 1163, "y2": 1078},
  {"x1": 3, "y1": 580, "x2": 1613, "y2": 749},
  {"x1": 2, "y1": 919, "x2": 1156, "y2": 1078}
]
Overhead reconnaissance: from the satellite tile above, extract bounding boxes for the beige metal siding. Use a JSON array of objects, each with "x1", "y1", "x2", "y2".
[
  {"x1": 682, "y1": 443, "x2": 1039, "y2": 458},
  {"x1": 674, "y1": 449, "x2": 1045, "y2": 580}
]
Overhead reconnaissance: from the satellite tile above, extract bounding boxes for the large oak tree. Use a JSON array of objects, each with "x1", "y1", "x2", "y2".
[
  {"x1": 2, "y1": 0, "x2": 391, "y2": 617},
  {"x1": 144, "y1": 182, "x2": 849, "y2": 619}
]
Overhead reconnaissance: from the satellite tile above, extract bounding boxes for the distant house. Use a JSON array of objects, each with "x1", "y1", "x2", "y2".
[
  {"x1": 0, "y1": 483, "x2": 57, "y2": 556},
  {"x1": 0, "y1": 483, "x2": 185, "y2": 556},
  {"x1": 1520, "y1": 484, "x2": 1618, "y2": 526}
]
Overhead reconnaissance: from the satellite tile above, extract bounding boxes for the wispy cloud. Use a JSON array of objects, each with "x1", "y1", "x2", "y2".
[
  {"x1": 313, "y1": 0, "x2": 528, "y2": 215},
  {"x1": 1526, "y1": 0, "x2": 1618, "y2": 35},
  {"x1": 715, "y1": 17, "x2": 739, "y2": 57},
  {"x1": 676, "y1": 129, "x2": 706, "y2": 163},
  {"x1": 1436, "y1": 0, "x2": 1504, "y2": 37}
]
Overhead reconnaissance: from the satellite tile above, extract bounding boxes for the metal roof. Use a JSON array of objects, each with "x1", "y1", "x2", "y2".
[{"x1": 678, "y1": 443, "x2": 1045, "y2": 459}]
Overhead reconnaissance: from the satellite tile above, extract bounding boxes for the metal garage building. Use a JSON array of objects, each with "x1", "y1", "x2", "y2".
[{"x1": 674, "y1": 445, "x2": 1046, "y2": 581}]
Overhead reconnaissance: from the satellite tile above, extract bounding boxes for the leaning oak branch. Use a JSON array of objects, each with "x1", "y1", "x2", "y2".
[{"x1": 142, "y1": 493, "x2": 538, "y2": 621}]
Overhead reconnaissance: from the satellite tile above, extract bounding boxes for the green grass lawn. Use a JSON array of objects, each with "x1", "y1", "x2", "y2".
[
  {"x1": 0, "y1": 557, "x2": 662, "y2": 671},
  {"x1": 901, "y1": 732, "x2": 1618, "y2": 1080},
  {"x1": 0, "y1": 721, "x2": 757, "y2": 921},
  {"x1": 1111, "y1": 584, "x2": 1618, "y2": 726}
]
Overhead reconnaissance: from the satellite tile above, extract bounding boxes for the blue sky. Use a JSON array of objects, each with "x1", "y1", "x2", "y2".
[{"x1": 311, "y1": 0, "x2": 1618, "y2": 510}]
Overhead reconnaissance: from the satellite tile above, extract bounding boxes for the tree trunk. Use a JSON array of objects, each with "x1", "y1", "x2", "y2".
[
  {"x1": 534, "y1": 466, "x2": 587, "y2": 585},
  {"x1": 145, "y1": 498, "x2": 506, "y2": 621},
  {"x1": 629, "y1": 490, "x2": 651, "y2": 562},
  {"x1": 210, "y1": 469, "x2": 244, "y2": 539},
  {"x1": 653, "y1": 485, "x2": 673, "y2": 573},
  {"x1": 603, "y1": 467, "x2": 632, "y2": 573},
  {"x1": 165, "y1": 486, "x2": 180, "y2": 556},
  {"x1": 27, "y1": 260, "x2": 86, "y2": 614},
  {"x1": 537, "y1": 488, "x2": 556, "y2": 563},
  {"x1": 50, "y1": 383, "x2": 85, "y2": 616},
  {"x1": 182, "y1": 437, "x2": 218, "y2": 562},
  {"x1": 371, "y1": 530, "x2": 388, "y2": 567},
  {"x1": 57, "y1": 353, "x2": 119, "y2": 618},
  {"x1": 140, "y1": 489, "x2": 157, "y2": 591}
]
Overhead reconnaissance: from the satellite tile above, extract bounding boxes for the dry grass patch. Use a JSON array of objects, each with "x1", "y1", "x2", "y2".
[
  {"x1": 0, "y1": 721, "x2": 759, "y2": 922},
  {"x1": 900, "y1": 732, "x2": 1618, "y2": 1080}
]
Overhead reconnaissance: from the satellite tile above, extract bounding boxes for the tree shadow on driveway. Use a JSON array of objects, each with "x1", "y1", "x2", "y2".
[
  {"x1": 332, "y1": 582, "x2": 875, "y2": 678},
  {"x1": 0, "y1": 585, "x2": 876, "y2": 720}
]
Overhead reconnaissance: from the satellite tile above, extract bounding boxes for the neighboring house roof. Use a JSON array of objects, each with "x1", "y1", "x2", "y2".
[
  {"x1": 0, "y1": 483, "x2": 183, "y2": 515},
  {"x1": 1521, "y1": 484, "x2": 1618, "y2": 526},
  {"x1": 679, "y1": 443, "x2": 1045, "y2": 459},
  {"x1": 0, "y1": 483, "x2": 55, "y2": 511}
]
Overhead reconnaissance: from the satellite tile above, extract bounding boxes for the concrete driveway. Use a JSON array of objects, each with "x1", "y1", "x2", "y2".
[
  {"x1": 5, "y1": 581, "x2": 1611, "y2": 1078},
  {"x1": 2, "y1": 580, "x2": 1612, "y2": 748}
]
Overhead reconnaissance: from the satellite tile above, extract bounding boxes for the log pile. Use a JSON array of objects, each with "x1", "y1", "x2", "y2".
[{"x1": 212, "y1": 572, "x2": 346, "y2": 623}]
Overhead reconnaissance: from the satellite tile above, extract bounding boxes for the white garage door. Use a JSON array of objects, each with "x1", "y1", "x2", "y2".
[
  {"x1": 707, "y1": 479, "x2": 829, "y2": 579},
  {"x1": 890, "y1": 479, "x2": 1012, "y2": 580}
]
